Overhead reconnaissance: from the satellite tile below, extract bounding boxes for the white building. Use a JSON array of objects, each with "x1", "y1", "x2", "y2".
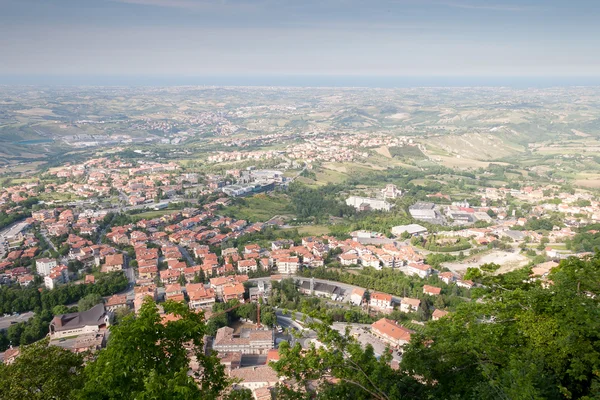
[
  {"x1": 346, "y1": 196, "x2": 392, "y2": 212},
  {"x1": 369, "y1": 292, "x2": 393, "y2": 312},
  {"x1": 44, "y1": 265, "x2": 69, "y2": 290},
  {"x1": 277, "y1": 257, "x2": 300, "y2": 274},
  {"x1": 381, "y1": 184, "x2": 402, "y2": 199},
  {"x1": 406, "y1": 263, "x2": 432, "y2": 279},
  {"x1": 400, "y1": 297, "x2": 421, "y2": 313},
  {"x1": 36, "y1": 258, "x2": 57, "y2": 276},
  {"x1": 391, "y1": 224, "x2": 428, "y2": 237},
  {"x1": 350, "y1": 288, "x2": 365, "y2": 306},
  {"x1": 409, "y1": 202, "x2": 437, "y2": 220}
]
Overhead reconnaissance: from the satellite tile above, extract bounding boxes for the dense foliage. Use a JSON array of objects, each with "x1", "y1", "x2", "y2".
[
  {"x1": 276, "y1": 254, "x2": 600, "y2": 399},
  {"x1": 78, "y1": 298, "x2": 231, "y2": 400},
  {"x1": 0, "y1": 339, "x2": 85, "y2": 399},
  {"x1": 300, "y1": 267, "x2": 470, "y2": 304},
  {"x1": 0, "y1": 271, "x2": 128, "y2": 314},
  {"x1": 288, "y1": 183, "x2": 356, "y2": 221},
  {"x1": 0, "y1": 310, "x2": 54, "y2": 351}
]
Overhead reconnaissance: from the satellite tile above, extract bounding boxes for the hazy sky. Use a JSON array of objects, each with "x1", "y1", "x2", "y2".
[{"x1": 1, "y1": 0, "x2": 599, "y2": 78}]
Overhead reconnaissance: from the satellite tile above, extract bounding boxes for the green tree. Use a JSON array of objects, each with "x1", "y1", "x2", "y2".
[
  {"x1": 52, "y1": 304, "x2": 70, "y2": 315},
  {"x1": 0, "y1": 339, "x2": 84, "y2": 399},
  {"x1": 401, "y1": 254, "x2": 600, "y2": 400},
  {"x1": 77, "y1": 298, "x2": 231, "y2": 400},
  {"x1": 464, "y1": 267, "x2": 482, "y2": 281},
  {"x1": 226, "y1": 388, "x2": 253, "y2": 400},
  {"x1": 77, "y1": 293, "x2": 103, "y2": 312},
  {"x1": 272, "y1": 323, "x2": 427, "y2": 399}
]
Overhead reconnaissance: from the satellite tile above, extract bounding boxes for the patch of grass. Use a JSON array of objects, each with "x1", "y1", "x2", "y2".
[
  {"x1": 131, "y1": 209, "x2": 180, "y2": 220},
  {"x1": 390, "y1": 145, "x2": 427, "y2": 160},
  {"x1": 295, "y1": 225, "x2": 331, "y2": 236},
  {"x1": 221, "y1": 193, "x2": 293, "y2": 222}
]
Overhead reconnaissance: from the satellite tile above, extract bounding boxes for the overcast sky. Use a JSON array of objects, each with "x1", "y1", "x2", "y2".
[{"x1": 1, "y1": 0, "x2": 599, "y2": 79}]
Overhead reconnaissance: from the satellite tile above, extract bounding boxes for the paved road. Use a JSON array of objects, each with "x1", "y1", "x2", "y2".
[
  {"x1": 39, "y1": 230, "x2": 58, "y2": 253},
  {"x1": 0, "y1": 312, "x2": 35, "y2": 331},
  {"x1": 178, "y1": 245, "x2": 195, "y2": 266}
]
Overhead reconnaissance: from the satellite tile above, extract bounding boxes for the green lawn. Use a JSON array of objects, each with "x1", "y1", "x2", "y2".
[
  {"x1": 221, "y1": 194, "x2": 293, "y2": 222},
  {"x1": 296, "y1": 225, "x2": 331, "y2": 236},
  {"x1": 131, "y1": 209, "x2": 181, "y2": 220}
]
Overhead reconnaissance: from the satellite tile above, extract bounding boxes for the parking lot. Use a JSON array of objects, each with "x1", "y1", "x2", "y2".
[
  {"x1": 332, "y1": 323, "x2": 402, "y2": 362},
  {"x1": 0, "y1": 312, "x2": 35, "y2": 331}
]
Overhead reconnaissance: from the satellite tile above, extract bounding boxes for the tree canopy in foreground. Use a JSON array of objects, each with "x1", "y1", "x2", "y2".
[{"x1": 274, "y1": 254, "x2": 600, "y2": 400}]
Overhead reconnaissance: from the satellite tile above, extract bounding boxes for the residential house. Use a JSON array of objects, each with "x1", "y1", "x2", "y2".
[
  {"x1": 36, "y1": 258, "x2": 57, "y2": 276},
  {"x1": 229, "y1": 365, "x2": 279, "y2": 392},
  {"x1": 456, "y1": 279, "x2": 474, "y2": 289},
  {"x1": 339, "y1": 253, "x2": 359, "y2": 266},
  {"x1": 438, "y1": 272, "x2": 456, "y2": 285},
  {"x1": 105, "y1": 294, "x2": 129, "y2": 312},
  {"x1": 406, "y1": 263, "x2": 432, "y2": 279},
  {"x1": 423, "y1": 285, "x2": 442, "y2": 296},
  {"x1": 213, "y1": 327, "x2": 274, "y2": 355},
  {"x1": 44, "y1": 265, "x2": 69, "y2": 290},
  {"x1": 237, "y1": 259, "x2": 258, "y2": 274},
  {"x1": 223, "y1": 283, "x2": 245, "y2": 302},
  {"x1": 369, "y1": 292, "x2": 393, "y2": 312},
  {"x1": 102, "y1": 253, "x2": 124, "y2": 273},
  {"x1": 400, "y1": 297, "x2": 421, "y2": 313},
  {"x1": 186, "y1": 283, "x2": 216, "y2": 310},
  {"x1": 276, "y1": 257, "x2": 299, "y2": 274},
  {"x1": 432, "y1": 309, "x2": 449, "y2": 321},
  {"x1": 371, "y1": 318, "x2": 413, "y2": 349},
  {"x1": 350, "y1": 288, "x2": 365, "y2": 306}
]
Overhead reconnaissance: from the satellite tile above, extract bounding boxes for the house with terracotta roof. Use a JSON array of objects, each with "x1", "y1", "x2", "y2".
[
  {"x1": 438, "y1": 271, "x2": 456, "y2": 285},
  {"x1": 165, "y1": 283, "x2": 183, "y2": 298},
  {"x1": 213, "y1": 326, "x2": 274, "y2": 355},
  {"x1": 105, "y1": 294, "x2": 129, "y2": 312},
  {"x1": 456, "y1": 279, "x2": 474, "y2": 289},
  {"x1": 244, "y1": 244, "x2": 261, "y2": 254},
  {"x1": 186, "y1": 283, "x2": 216, "y2": 309},
  {"x1": 44, "y1": 265, "x2": 69, "y2": 290},
  {"x1": 423, "y1": 285, "x2": 442, "y2": 296},
  {"x1": 160, "y1": 269, "x2": 182, "y2": 284},
  {"x1": 102, "y1": 253, "x2": 124, "y2": 273},
  {"x1": 237, "y1": 259, "x2": 258, "y2": 274},
  {"x1": 371, "y1": 318, "x2": 414, "y2": 349},
  {"x1": 139, "y1": 265, "x2": 158, "y2": 279},
  {"x1": 339, "y1": 252, "x2": 359, "y2": 266},
  {"x1": 223, "y1": 283, "x2": 245, "y2": 302},
  {"x1": 210, "y1": 275, "x2": 247, "y2": 297},
  {"x1": 217, "y1": 351, "x2": 242, "y2": 370},
  {"x1": 369, "y1": 292, "x2": 393, "y2": 312},
  {"x1": 17, "y1": 274, "x2": 35, "y2": 287},
  {"x1": 276, "y1": 257, "x2": 299, "y2": 274},
  {"x1": 406, "y1": 263, "x2": 432, "y2": 279},
  {"x1": 2, "y1": 347, "x2": 21, "y2": 365},
  {"x1": 351, "y1": 288, "x2": 365, "y2": 306},
  {"x1": 400, "y1": 297, "x2": 421, "y2": 313},
  {"x1": 432, "y1": 309, "x2": 450, "y2": 321},
  {"x1": 229, "y1": 365, "x2": 279, "y2": 392}
]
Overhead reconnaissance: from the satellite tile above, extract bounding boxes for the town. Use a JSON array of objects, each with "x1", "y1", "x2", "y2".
[{"x1": 2, "y1": 85, "x2": 600, "y2": 399}]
